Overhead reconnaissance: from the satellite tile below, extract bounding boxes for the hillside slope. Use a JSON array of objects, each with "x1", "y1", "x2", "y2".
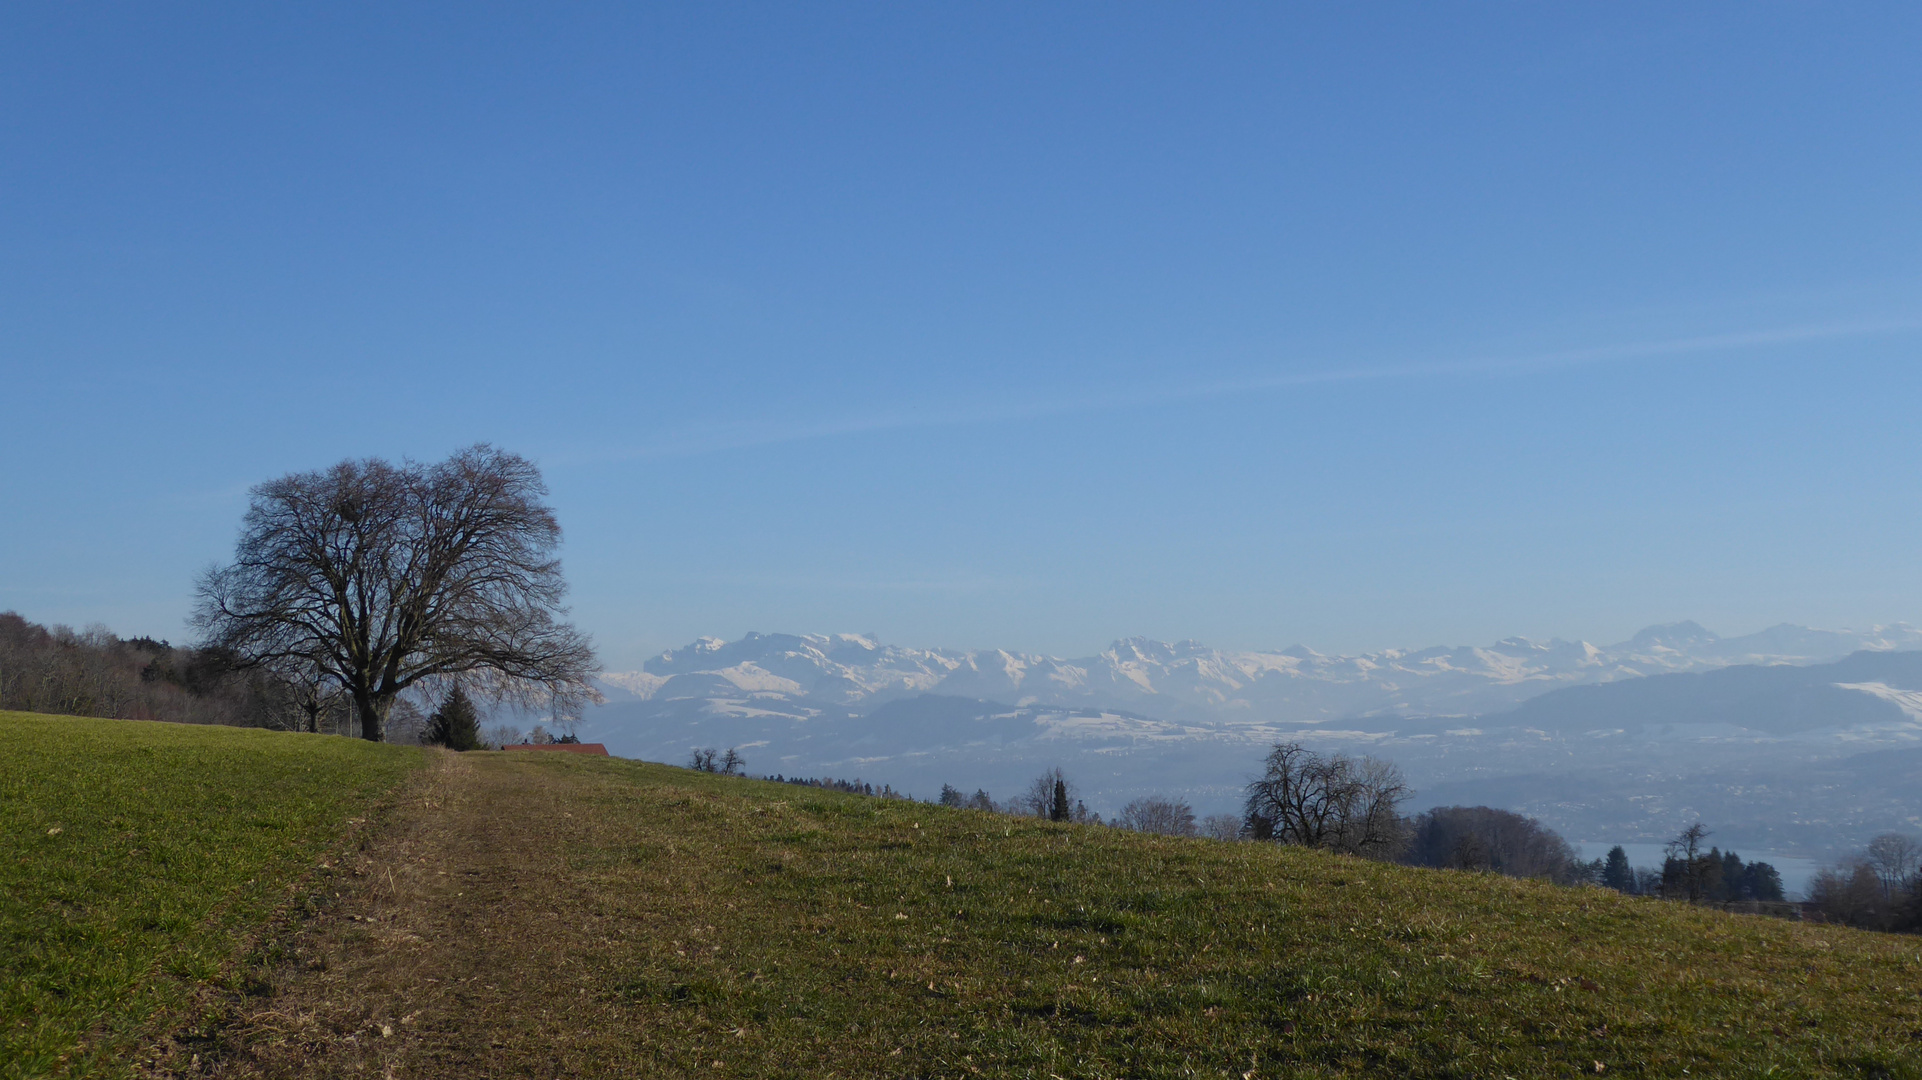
[
  {"x1": 153, "y1": 749, "x2": 1922, "y2": 1079},
  {"x1": 1493, "y1": 648, "x2": 1922, "y2": 736},
  {"x1": 0, "y1": 713, "x2": 423, "y2": 1080}
]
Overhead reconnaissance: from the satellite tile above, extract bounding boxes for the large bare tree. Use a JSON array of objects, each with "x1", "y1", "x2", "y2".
[
  {"x1": 1242, "y1": 742, "x2": 1407, "y2": 857},
  {"x1": 193, "y1": 445, "x2": 600, "y2": 741}
]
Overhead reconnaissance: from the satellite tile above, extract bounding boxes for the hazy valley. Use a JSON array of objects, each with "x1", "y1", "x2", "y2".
[{"x1": 584, "y1": 622, "x2": 1922, "y2": 857}]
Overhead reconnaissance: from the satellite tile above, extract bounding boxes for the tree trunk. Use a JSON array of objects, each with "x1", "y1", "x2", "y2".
[{"x1": 353, "y1": 691, "x2": 390, "y2": 742}]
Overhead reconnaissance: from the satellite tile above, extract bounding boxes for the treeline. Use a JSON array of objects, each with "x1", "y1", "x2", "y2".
[
  {"x1": 1587, "y1": 823, "x2": 1786, "y2": 903},
  {"x1": 0, "y1": 611, "x2": 311, "y2": 730},
  {"x1": 1403, "y1": 804, "x2": 1596, "y2": 884},
  {"x1": 774, "y1": 775, "x2": 909, "y2": 799},
  {"x1": 685, "y1": 739, "x2": 1922, "y2": 934},
  {"x1": 1806, "y1": 833, "x2": 1922, "y2": 931},
  {"x1": 0, "y1": 611, "x2": 565, "y2": 745},
  {"x1": 938, "y1": 768, "x2": 1101, "y2": 824}
]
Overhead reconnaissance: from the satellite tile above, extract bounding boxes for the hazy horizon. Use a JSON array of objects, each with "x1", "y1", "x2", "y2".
[{"x1": 588, "y1": 617, "x2": 1922, "y2": 675}]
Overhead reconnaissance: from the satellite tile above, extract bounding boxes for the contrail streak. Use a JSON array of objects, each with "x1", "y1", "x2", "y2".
[{"x1": 556, "y1": 316, "x2": 1920, "y2": 466}]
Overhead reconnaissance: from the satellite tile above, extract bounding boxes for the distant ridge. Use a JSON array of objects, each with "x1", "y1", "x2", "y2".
[
  {"x1": 1494, "y1": 646, "x2": 1922, "y2": 735},
  {"x1": 596, "y1": 622, "x2": 1922, "y2": 726},
  {"x1": 581, "y1": 623, "x2": 1922, "y2": 852}
]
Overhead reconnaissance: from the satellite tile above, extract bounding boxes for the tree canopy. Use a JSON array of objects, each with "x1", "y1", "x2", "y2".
[{"x1": 193, "y1": 444, "x2": 599, "y2": 741}]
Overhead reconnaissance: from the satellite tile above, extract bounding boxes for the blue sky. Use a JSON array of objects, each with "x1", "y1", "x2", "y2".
[{"x1": 4, "y1": 4, "x2": 1922, "y2": 668}]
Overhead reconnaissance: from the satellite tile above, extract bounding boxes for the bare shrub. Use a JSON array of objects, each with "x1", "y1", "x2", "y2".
[
  {"x1": 1117, "y1": 797, "x2": 1198, "y2": 837},
  {"x1": 1200, "y1": 813, "x2": 1243, "y2": 841},
  {"x1": 1811, "y1": 860, "x2": 1889, "y2": 928},
  {"x1": 481, "y1": 723, "x2": 524, "y2": 749},
  {"x1": 1865, "y1": 833, "x2": 1922, "y2": 900}
]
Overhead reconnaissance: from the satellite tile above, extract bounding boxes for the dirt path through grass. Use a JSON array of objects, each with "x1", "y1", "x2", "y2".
[
  {"x1": 153, "y1": 750, "x2": 1922, "y2": 1079},
  {"x1": 154, "y1": 750, "x2": 678, "y2": 1077}
]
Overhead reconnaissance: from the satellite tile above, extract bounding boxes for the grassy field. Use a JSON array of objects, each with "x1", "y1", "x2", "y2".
[
  {"x1": 0, "y1": 713, "x2": 421, "y2": 1079},
  {"x1": 8, "y1": 719, "x2": 1922, "y2": 1078},
  {"x1": 195, "y1": 750, "x2": 1922, "y2": 1079}
]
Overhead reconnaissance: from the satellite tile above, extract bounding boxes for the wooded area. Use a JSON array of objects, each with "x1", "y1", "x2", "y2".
[{"x1": 0, "y1": 611, "x2": 315, "y2": 731}]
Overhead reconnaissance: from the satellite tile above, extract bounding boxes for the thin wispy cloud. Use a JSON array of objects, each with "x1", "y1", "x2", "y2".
[
  {"x1": 667, "y1": 571, "x2": 1031, "y2": 594},
  {"x1": 556, "y1": 316, "x2": 1921, "y2": 467}
]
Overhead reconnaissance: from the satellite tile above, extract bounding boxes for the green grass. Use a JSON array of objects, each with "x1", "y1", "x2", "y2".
[
  {"x1": 539, "y1": 757, "x2": 1922, "y2": 1078},
  {"x1": 0, "y1": 712, "x2": 422, "y2": 1079},
  {"x1": 10, "y1": 719, "x2": 1922, "y2": 1078}
]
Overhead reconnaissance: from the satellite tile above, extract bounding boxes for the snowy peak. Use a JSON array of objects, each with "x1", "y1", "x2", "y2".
[{"x1": 599, "y1": 622, "x2": 1922, "y2": 726}]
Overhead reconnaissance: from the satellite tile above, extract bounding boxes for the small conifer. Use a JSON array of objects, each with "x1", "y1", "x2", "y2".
[
  {"x1": 426, "y1": 685, "x2": 482, "y2": 751},
  {"x1": 1599, "y1": 845, "x2": 1629, "y2": 887}
]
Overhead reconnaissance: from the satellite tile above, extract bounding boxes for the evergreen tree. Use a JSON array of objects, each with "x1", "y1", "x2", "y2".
[
  {"x1": 1719, "y1": 850, "x2": 1748, "y2": 901},
  {"x1": 425, "y1": 685, "x2": 482, "y2": 751},
  {"x1": 1744, "y1": 861, "x2": 1785, "y2": 902},
  {"x1": 1050, "y1": 778, "x2": 1070, "y2": 822}
]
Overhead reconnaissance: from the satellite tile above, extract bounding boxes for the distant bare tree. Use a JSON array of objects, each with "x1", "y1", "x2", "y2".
[
  {"x1": 1865, "y1": 833, "x2": 1922, "y2": 901},
  {"x1": 1663, "y1": 822, "x2": 1714, "y2": 902},
  {"x1": 193, "y1": 445, "x2": 600, "y2": 742},
  {"x1": 385, "y1": 697, "x2": 429, "y2": 745},
  {"x1": 1243, "y1": 743, "x2": 1408, "y2": 857},
  {"x1": 1018, "y1": 768, "x2": 1076, "y2": 819},
  {"x1": 1200, "y1": 813, "x2": 1242, "y2": 841},
  {"x1": 688, "y1": 747, "x2": 719, "y2": 772},
  {"x1": 719, "y1": 747, "x2": 746, "y2": 776},
  {"x1": 1811, "y1": 859, "x2": 1888, "y2": 928},
  {"x1": 481, "y1": 722, "x2": 524, "y2": 749},
  {"x1": 1118, "y1": 797, "x2": 1198, "y2": 837}
]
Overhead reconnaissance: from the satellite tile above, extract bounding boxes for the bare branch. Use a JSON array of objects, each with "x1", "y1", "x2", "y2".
[{"x1": 193, "y1": 445, "x2": 601, "y2": 741}]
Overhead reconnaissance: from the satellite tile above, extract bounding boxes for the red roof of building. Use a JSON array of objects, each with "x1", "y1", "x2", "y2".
[{"x1": 502, "y1": 742, "x2": 610, "y2": 755}]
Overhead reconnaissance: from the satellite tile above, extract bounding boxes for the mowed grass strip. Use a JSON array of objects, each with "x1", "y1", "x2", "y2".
[
  {"x1": 518, "y1": 756, "x2": 1922, "y2": 1079},
  {"x1": 0, "y1": 713, "x2": 421, "y2": 1079}
]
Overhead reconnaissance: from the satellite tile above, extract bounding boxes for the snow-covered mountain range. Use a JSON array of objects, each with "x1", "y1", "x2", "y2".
[
  {"x1": 597, "y1": 621, "x2": 1922, "y2": 725},
  {"x1": 578, "y1": 622, "x2": 1922, "y2": 857}
]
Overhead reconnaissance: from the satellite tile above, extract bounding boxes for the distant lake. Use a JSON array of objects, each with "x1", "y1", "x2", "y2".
[{"x1": 1575, "y1": 842, "x2": 1824, "y2": 901}]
